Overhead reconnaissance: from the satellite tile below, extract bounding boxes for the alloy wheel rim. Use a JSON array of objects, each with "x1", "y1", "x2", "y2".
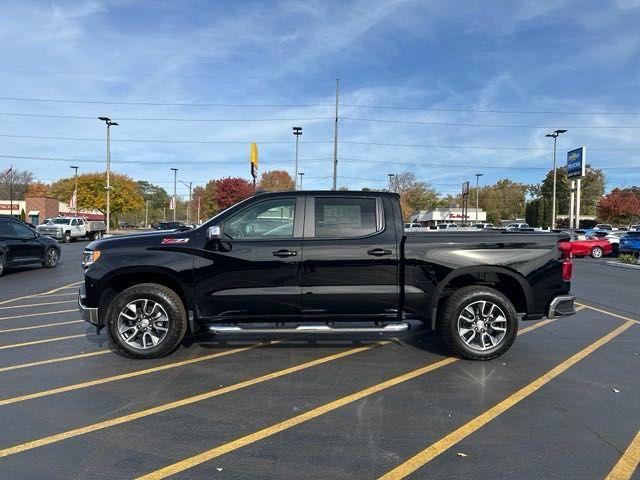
[
  {"x1": 116, "y1": 298, "x2": 170, "y2": 350},
  {"x1": 457, "y1": 300, "x2": 507, "y2": 351},
  {"x1": 593, "y1": 248, "x2": 602, "y2": 258},
  {"x1": 48, "y1": 250, "x2": 58, "y2": 265}
]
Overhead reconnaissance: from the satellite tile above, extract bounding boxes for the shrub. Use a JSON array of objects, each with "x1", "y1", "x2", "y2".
[{"x1": 617, "y1": 254, "x2": 639, "y2": 265}]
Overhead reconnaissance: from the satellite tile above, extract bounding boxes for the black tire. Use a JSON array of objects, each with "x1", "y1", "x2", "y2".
[
  {"x1": 106, "y1": 283, "x2": 187, "y2": 359},
  {"x1": 611, "y1": 244, "x2": 619, "y2": 257},
  {"x1": 42, "y1": 247, "x2": 59, "y2": 268},
  {"x1": 63, "y1": 231, "x2": 71, "y2": 243},
  {"x1": 591, "y1": 246, "x2": 604, "y2": 259},
  {"x1": 0, "y1": 254, "x2": 5, "y2": 277},
  {"x1": 437, "y1": 286, "x2": 519, "y2": 361}
]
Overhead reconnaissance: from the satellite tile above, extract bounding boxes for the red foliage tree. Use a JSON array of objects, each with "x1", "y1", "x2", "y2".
[
  {"x1": 596, "y1": 188, "x2": 640, "y2": 225},
  {"x1": 214, "y1": 177, "x2": 254, "y2": 210}
]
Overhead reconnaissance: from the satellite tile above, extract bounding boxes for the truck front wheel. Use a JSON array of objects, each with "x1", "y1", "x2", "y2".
[
  {"x1": 106, "y1": 283, "x2": 187, "y2": 359},
  {"x1": 438, "y1": 286, "x2": 518, "y2": 361}
]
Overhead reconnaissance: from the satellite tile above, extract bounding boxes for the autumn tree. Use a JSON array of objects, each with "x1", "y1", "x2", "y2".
[
  {"x1": 596, "y1": 188, "x2": 640, "y2": 225},
  {"x1": 389, "y1": 171, "x2": 440, "y2": 220},
  {"x1": 25, "y1": 181, "x2": 51, "y2": 197},
  {"x1": 0, "y1": 168, "x2": 33, "y2": 199},
  {"x1": 214, "y1": 177, "x2": 254, "y2": 210},
  {"x1": 477, "y1": 179, "x2": 529, "y2": 224},
  {"x1": 259, "y1": 170, "x2": 295, "y2": 192}
]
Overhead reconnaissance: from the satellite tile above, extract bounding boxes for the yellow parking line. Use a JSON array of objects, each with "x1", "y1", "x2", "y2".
[
  {"x1": 378, "y1": 320, "x2": 636, "y2": 480},
  {"x1": 605, "y1": 430, "x2": 640, "y2": 480},
  {"x1": 0, "y1": 320, "x2": 83, "y2": 334},
  {"x1": 0, "y1": 309, "x2": 77, "y2": 322},
  {"x1": 0, "y1": 341, "x2": 387, "y2": 458},
  {"x1": 133, "y1": 315, "x2": 563, "y2": 479},
  {"x1": 0, "y1": 281, "x2": 82, "y2": 306},
  {"x1": 0, "y1": 334, "x2": 88, "y2": 351},
  {"x1": 0, "y1": 350, "x2": 111, "y2": 373},
  {"x1": 0, "y1": 342, "x2": 268, "y2": 406},
  {"x1": 576, "y1": 302, "x2": 640, "y2": 325},
  {"x1": 0, "y1": 300, "x2": 76, "y2": 311}
]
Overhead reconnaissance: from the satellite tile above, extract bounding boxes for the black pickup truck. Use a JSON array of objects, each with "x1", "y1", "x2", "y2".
[{"x1": 79, "y1": 191, "x2": 575, "y2": 360}]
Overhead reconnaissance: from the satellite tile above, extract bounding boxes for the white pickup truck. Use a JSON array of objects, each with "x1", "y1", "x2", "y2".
[{"x1": 36, "y1": 217, "x2": 106, "y2": 243}]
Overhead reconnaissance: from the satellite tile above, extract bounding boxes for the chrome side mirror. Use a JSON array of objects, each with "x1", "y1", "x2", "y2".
[{"x1": 207, "y1": 225, "x2": 221, "y2": 239}]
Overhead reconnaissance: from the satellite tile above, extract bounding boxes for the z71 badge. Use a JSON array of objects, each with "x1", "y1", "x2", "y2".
[{"x1": 161, "y1": 238, "x2": 189, "y2": 244}]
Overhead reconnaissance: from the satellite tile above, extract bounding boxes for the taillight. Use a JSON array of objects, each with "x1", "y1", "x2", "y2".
[
  {"x1": 558, "y1": 240, "x2": 572, "y2": 259},
  {"x1": 562, "y1": 258, "x2": 572, "y2": 282}
]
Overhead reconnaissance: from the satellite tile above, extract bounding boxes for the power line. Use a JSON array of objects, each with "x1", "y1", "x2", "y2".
[
  {"x1": 341, "y1": 117, "x2": 640, "y2": 129},
  {"x1": 0, "y1": 112, "x2": 333, "y2": 122},
  {"x1": 1, "y1": 96, "x2": 638, "y2": 115}
]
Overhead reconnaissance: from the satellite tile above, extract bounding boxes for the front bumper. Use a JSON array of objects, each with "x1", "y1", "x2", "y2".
[
  {"x1": 78, "y1": 285, "x2": 100, "y2": 326},
  {"x1": 38, "y1": 229, "x2": 64, "y2": 239},
  {"x1": 547, "y1": 295, "x2": 576, "y2": 319}
]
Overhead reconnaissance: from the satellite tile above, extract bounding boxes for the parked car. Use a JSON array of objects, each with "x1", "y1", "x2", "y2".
[
  {"x1": 567, "y1": 234, "x2": 612, "y2": 258},
  {"x1": 36, "y1": 217, "x2": 106, "y2": 243},
  {"x1": 629, "y1": 224, "x2": 640, "y2": 232},
  {"x1": 471, "y1": 223, "x2": 494, "y2": 230},
  {"x1": 404, "y1": 222, "x2": 422, "y2": 231},
  {"x1": 434, "y1": 223, "x2": 459, "y2": 230},
  {"x1": 154, "y1": 222, "x2": 191, "y2": 231},
  {"x1": 79, "y1": 190, "x2": 575, "y2": 361},
  {"x1": 594, "y1": 224, "x2": 615, "y2": 231},
  {"x1": 603, "y1": 232, "x2": 627, "y2": 256},
  {"x1": 505, "y1": 223, "x2": 530, "y2": 231},
  {"x1": 0, "y1": 216, "x2": 60, "y2": 276},
  {"x1": 619, "y1": 231, "x2": 640, "y2": 256}
]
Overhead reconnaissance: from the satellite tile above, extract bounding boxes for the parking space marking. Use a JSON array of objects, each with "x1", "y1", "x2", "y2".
[
  {"x1": 377, "y1": 319, "x2": 636, "y2": 480},
  {"x1": 576, "y1": 302, "x2": 640, "y2": 325},
  {"x1": 0, "y1": 300, "x2": 76, "y2": 311},
  {"x1": 34, "y1": 293, "x2": 77, "y2": 298},
  {"x1": 0, "y1": 320, "x2": 83, "y2": 334},
  {"x1": 0, "y1": 334, "x2": 88, "y2": 351},
  {"x1": 605, "y1": 430, "x2": 640, "y2": 480},
  {"x1": 131, "y1": 315, "x2": 562, "y2": 479},
  {"x1": 0, "y1": 350, "x2": 111, "y2": 374},
  {"x1": 0, "y1": 342, "x2": 270, "y2": 406},
  {"x1": 0, "y1": 281, "x2": 82, "y2": 306},
  {"x1": 0, "y1": 309, "x2": 77, "y2": 322},
  {"x1": 0, "y1": 341, "x2": 388, "y2": 458}
]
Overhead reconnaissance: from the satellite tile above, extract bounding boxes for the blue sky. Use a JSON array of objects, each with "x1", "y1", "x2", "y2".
[{"x1": 1, "y1": 0, "x2": 639, "y2": 200}]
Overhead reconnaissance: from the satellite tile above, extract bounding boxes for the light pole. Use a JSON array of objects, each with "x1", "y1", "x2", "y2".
[
  {"x1": 298, "y1": 172, "x2": 304, "y2": 190},
  {"x1": 475, "y1": 173, "x2": 483, "y2": 223},
  {"x1": 293, "y1": 127, "x2": 302, "y2": 190},
  {"x1": 70, "y1": 165, "x2": 79, "y2": 216},
  {"x1": 170, "y1": 168, "x2": 178, "y2": 221},
  {"x1": 144, "y1": 200, "x2": 149, "y2": 228},
  {"x1": 545, "y1": 129, "x2": 568, "y2": 229},
  {"x1": 179, "y1": 180, "x2": 192, "y2": 224},
  {"x1": 388, "y1": 173, "x2": 396, "y2": 192},
  {"x1": 98, "y1": 117, "x2": 118, "y2": 234}
]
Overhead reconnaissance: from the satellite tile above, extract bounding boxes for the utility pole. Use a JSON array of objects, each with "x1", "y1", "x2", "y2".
[
  {"x1": 8, "y1": 165, "x2": 13, "y2": 218},
  {"x1": 70, "y1": 165, "x2": 79, "y2": 216},
  {"x1": 545, "y1": 129, "x2": 567, "y2": 229},
  {"x1": 475, "y1": 173, "x2": 483, "y2": 223},
  {"x1": 170, "y1": 168, "x2": 178, "y2": 221},
  {"x1": 298, "y1": 172, "x2": 304, "y2": 190},
  {"x1": 98, "y1": 117, "x2": 118, "y2": 234},
  {"x1": 144, "y1": 200, "x2": 149, "y2": 228},
  {"x1": 332, "y1": 78, "x2": 339, "y2": 191},
  {"x1": 293, "y1": 127, "x2": 302, "y2": 190},
  {"x1": 197, "y1": 196, "x2": 201, "y2": 224},
  {"x1": 179, "y1": 180, "x2": 192, "y2": 224},
  {"x1": 388, "y1": 173, "x2": 395, "y2": 192}
]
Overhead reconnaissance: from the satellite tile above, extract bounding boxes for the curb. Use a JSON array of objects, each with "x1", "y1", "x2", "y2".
[{"x1": 606, "y1": 261, "x2": 640, "y2": 270}]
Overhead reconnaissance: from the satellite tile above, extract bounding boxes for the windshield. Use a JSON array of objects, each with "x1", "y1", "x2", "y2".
[{"x1": 50, "y1": 219, "x2": 71, "y2": 225}]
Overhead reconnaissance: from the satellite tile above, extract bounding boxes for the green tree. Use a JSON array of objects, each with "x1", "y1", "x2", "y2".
[
  {"x1": 479, "y1": 179, "x2": 528, "y2": 224},
  {"x1": 389, "y1": 171, "x2": 440, "y2": 220},
  {"x1": 539, "y1": 166, "x2": 605, "y2": 216}
]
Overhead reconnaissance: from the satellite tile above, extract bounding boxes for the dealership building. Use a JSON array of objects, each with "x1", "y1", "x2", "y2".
[
  {"x1": 0, "y1": 196, "x2": 105, "y2": 225},
  {"x1": 410, "y1": 207, "x2": 487, "y2": 227}
]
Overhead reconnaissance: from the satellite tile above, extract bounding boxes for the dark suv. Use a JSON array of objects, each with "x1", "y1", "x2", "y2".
[{"x1": 0, "y1": 217, "x2": 61, "y2": 276}]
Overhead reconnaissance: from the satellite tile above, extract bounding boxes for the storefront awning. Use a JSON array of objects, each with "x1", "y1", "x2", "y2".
[{"x1": 27, "y1": 210, "x2": 40, "y2": 216}]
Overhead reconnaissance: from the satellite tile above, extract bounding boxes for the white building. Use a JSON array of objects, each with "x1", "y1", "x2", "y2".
[{"x1": 410, "y1": 207, "x2": 487, "y2": 227}]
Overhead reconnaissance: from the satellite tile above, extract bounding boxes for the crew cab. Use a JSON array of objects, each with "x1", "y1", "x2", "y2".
[
  {"x1": 37, "y1": 216, "x2": 106, "y2": 243},
  {"x1": 0, "y1": 216, "x2": 60, "y2": 276},
  {"x1": 78, "y1": 191, "x2": 575, "y2": 360}
]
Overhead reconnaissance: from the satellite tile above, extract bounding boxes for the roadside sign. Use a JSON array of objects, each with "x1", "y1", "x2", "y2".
[
  {"x1": 461, "y1": 181, "x2": 470, "y2": 196},
  {"x1": 250, "y1": 143, "x2": 258, "y2": 179},
  {"x1": 567, "y1": 147, "x2": 586, "y2": 179}
]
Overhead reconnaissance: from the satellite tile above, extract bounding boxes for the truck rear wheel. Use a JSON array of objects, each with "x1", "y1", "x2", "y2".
[
  {"x1": 438, "y1": 286, "x2": 518, "y2": 361},
  {"x1": 106, "y1": 283, "x2": 187, "y2": 359},
  {"x1": 63, "y1": 231, "x2": 71, "y2": 243}
]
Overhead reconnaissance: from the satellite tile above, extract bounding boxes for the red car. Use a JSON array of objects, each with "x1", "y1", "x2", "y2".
[{"x1": 568, "y1": 234, "x2": 612, "y2": 258}]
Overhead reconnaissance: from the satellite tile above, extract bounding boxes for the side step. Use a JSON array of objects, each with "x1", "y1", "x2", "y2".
[{"x1": 208, "y1": 323, "x2": 410, "y2": 334}]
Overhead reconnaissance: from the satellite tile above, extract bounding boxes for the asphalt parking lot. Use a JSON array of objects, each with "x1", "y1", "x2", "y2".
[{"x1": 0, "y1": 242, "x2": 638, "y2": 479}]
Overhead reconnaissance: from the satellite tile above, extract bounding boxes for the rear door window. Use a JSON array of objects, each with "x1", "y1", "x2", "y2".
[{"x1": 314, "y1": 197, "x2": 378, "y2": 238}]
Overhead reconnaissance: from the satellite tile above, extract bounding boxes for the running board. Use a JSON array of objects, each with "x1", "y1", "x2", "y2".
[{"x1": 208, "y1": 323, "x2": 410, "y2": 334}]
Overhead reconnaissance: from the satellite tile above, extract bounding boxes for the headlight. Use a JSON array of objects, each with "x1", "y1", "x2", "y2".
[{"x1": 82, "y1": 250, "x2": 101, "y2": 268}]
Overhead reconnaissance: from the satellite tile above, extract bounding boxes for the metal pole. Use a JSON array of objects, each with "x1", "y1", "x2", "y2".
[
  {"x1": 332, "y1": 78, "x2": 339, "y2": 191},
  {"x1": 71, "y1": 166, "x2": 79, "y2": 216},
  {"x1": 106, "y1": 124, "x2": 111, "y2": 234},
  {"x1": 575, "y1": 178, "x2": 582, "y2": 230},
  {"x1": 293, "y1": 127, "x2": 302, "y2": 190},
  {"x1": 145, "y1": 200, "x2": 149, "y2": 228},
  {"x1": 388, "y1": 173, "x2": 395, "y2": 191},
  {"x1": 171, "y1": 168, "x2": 178, "y2": 221},
  {"x1": 569, "y1": 180, "x2": 575, "y2": 229},
  {"x1": 475, "y1": 173, "x2": 483, "y2": 223},
  {"x1": 197, "y1": 197, "x2": 201, "y2": 224},
  {"x1": 551, "y1": 135, "x2": 557, "y2": 229},
  {"x1": 298, "y1": 172, "x2": 304, "y2": 189},
  {"x1": 9, "y1": 165, "x2": 13, "y2": 218}
]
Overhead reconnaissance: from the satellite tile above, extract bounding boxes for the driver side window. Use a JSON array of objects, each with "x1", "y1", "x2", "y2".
[
  {"x1": 11, "y1": 222, "x2": 34, "y2": 238},
  {"x1": 224, "y1": 198, "x2": 296, "y2": 239}
]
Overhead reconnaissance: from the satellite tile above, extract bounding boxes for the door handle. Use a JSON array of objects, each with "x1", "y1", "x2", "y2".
[
  {"x1": 273, "y1": 249, "x2": 297, "y2": 258},
  {"x1": 367, "y1": 248, "x2": 392, "y2": 256}
]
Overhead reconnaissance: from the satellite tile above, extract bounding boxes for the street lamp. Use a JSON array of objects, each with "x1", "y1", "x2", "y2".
[
  {"x1": 475, "y1": 173, "x2": 483, "y2": 223},
  {"x1": 179, "y1": 180, "x2": 192, "y2": 224},
  {"x1": 98, "y1": 117, "x2": 118, "y2": 234},
  {"x1": 545, "y1": 129, "x2": 568, "y2": 229},
  {"x1": 298, "y1": 172, "x2": 304, "y2": 190},
  {"x1": 70, "y1": 165, "x2": 79, "y2": 216},
  {"x1": 170, "y1": 168, "x2": 178, "y2": 221},
  {"x1": 293, "y1": 127, "x2": 302, "y2": 190},
  {"x1": 388, "y1": 173, "x2": 396, "y2": 192}
]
